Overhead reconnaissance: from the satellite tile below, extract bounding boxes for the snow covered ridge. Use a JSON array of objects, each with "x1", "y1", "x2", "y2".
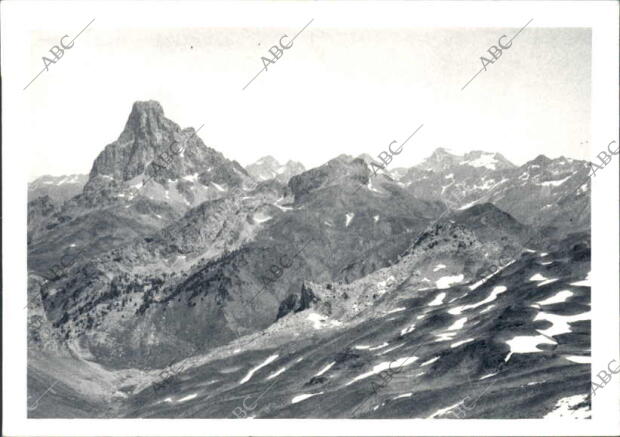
[
  {"x1": 30, "y1": 174, "x2": 86, "y2": 186},
  {"x1": 459, "y1": 152, "x2": 500, "y2": 170}
]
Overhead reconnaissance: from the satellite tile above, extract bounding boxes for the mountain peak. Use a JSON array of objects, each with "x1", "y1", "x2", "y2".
[
  {"x1": 531, "y1": 154, "x2": 553, "y2": 166},
  {"x1": 246, "y1": 156, "x2": 305, "y2": 184},
  {"x1": 130, "y1": 100, "x2": 164, "y2": 116},
  {"x1": 83, "y1": 101, "x2": 253, "y2": 207},
  {"x1": 121, "y1": 100, "x2": 169, "y2": 139},
  {"x1": 432, "y1": 147, "x2": 457, "y2": 156},
  {"x1": 418, "y1": 148, "x2": 462, "y2": 172},
  {"x1": 255, "y1": 156, "x2": 280, "y2": 166}
]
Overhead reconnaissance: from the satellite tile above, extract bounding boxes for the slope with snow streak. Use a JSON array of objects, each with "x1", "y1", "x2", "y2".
[
  {"x1": 121, "y1": 238, "x2": 590, "y2": 419},
  {"x1": 240, "y1": 354, "x2": 279, "y2": 384}
]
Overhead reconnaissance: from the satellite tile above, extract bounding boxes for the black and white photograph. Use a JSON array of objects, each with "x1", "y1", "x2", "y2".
[{"x1": 2, "y1": 1, "x2": 619, "y2": 436}]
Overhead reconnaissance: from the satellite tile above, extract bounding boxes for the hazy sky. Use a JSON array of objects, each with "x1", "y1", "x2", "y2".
[{"x1": 26, "y1": 25, "x2": 590, "y2": 180}]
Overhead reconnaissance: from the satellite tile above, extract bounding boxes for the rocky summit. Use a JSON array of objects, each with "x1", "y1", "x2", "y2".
[{"x1": 27, "y1": 100, "x2": 591, "y2": 419}]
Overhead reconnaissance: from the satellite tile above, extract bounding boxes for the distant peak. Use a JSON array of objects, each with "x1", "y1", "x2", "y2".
[
  {"x1": 255, "y1": 156, "x2": 279, "y2": 166},
  {"x1": 531, "y1": 154, "x2": 552, "y2": 165},
  {"x1": 431, "y1": 147, "x2": 456, "y2": 156}
]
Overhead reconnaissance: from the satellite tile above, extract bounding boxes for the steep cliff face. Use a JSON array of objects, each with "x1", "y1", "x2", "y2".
[{"x1": 86, "y1": 100, "x2": 251, "y2": 193}]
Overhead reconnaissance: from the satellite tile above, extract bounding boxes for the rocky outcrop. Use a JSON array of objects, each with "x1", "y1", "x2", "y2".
[{"x1": 276, "y1": 282, "x2": 319, "y2": 320}]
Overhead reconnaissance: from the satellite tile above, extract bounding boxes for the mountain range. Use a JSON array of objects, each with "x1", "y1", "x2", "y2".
[
  {"x1": 27, "y1": 101, "x2": 591, "y2": 419},
  {"x1": 28, "y1": 174, "x2": 88, "y2": 204}
]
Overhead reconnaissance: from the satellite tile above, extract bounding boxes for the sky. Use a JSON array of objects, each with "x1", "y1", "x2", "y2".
[{"x1": 25, "y1": 23, "x2": 591, "y2": 181}]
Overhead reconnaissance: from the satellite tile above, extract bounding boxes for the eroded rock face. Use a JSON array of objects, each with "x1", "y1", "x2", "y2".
[
  {"x1": 276, "y1": 283, "x2": 319, "y2": 320},
  {"x1": 87, "y1": 100, "x2": 251, "y2": 191}
]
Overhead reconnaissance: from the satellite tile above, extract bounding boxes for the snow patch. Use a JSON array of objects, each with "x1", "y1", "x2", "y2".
[
  {"x1": 266, "y1": 367, "x2": 287, "y2": 380},
  {"x1": 291, "y1": 392, "x2": 323, "y2": 404},
  {"x1": 505, "y1": 334, "x2": 556, "y2": 361},
  {"x1": 183, "y1": 173, "x2": 199, "y2": 182},
  {"x1": 529, "y1": 273, "x2": 549, "y2": 282},
  {"x1": 177, "y1": 393, "x2": 197, "y2": 403},
  {"x1": 346, "y1": 356, "x2": 417, "y2": 385},
  {"x1": 367, "y1": 179, "x2": 382, "y2": 193},
  {"x1": 448, "y1": 286, "x2": 507, "y2": 315},
  {"x1": 451, "y1": 338, "x2": 475, "y2": 348},
  {"x1": 536, "y1": 290, "x2": 573, "y2": 305},
  {"x1": 239, "y1": 354, "x2": 279, "y2": 384},
  {"x1": 387, "y1": 307, "x2": 405, "y2": 314},
  {"x1": 369, "y1": 342, "x2": 390, "y2": 351},
  {"x1": 544, "y1": 394, "x2": 590, "y2": 418},
  {"x1": 420, "y1": 356, "x2": 440, "y2": 367},
  {"x1": 537, "y1": 278, "x2": 559, "y2": 287},
  {"x1": 460, "y1": 154, "x2": 498, "y2": 170},
  {"x1": 314, "y1": 362, "x2": 335, "y2": 377},
  {"x1": 345, "y1": 213, "x2": 355, "y2": 227},
  {"x1": 377, "y1": 343, "x2": 405, "y2": 355},
  {"x1": 307, "y1": 312, "x2": 342, "y2": 330},
  {"x1": 428, "y1": 292, "x2": 446, "y2": 306},
  {"x1": 436, "y1": 274, "x2": 463, "y2": 289},
  {"x1": 480, "y1": 304, "x2": 496, "y2": 314},
  {"x1": 400, "y1": 324, "x2": 416, "y2": 336},
  {"x1": 253, "y1": 213, "x2": 272, "y2": 224},
  {"x1": 376, "y1": 276, "x2": 395, "y2": 296},
  {"x1": 570, "y1": 272, "x2": 591, "y2": 287},
  {"x1": 539, "y1": 175, "x2": 571, "y2": 187},
  {"x1": 428, "y1": 401, "x2": 466, "y2": 418},
  {"x1": 534, "y1": 310, "x2": 590, "y2": 338},
  {"x1": 211, "y1": 182, "x2": 226, "y2": 192},
  {"x1": 447, "y1": 317, "x2": 467, "y2": 331},
  {"x1": 435, "y1": 317, "x2": 468, "y2": 342},
  {"x1": 564, "y1": 355, "x2": 590, "y2": 364}
]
